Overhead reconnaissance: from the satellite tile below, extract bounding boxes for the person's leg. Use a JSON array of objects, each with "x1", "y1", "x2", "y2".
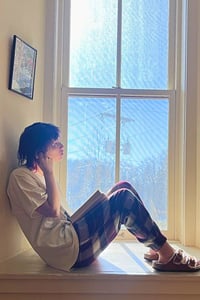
[
  {"x1": 72, "y1": 198, "x2": 121, "y2": 267},
  {"x1": 109, "y1": 187, "x2": 174, "y2": 263},
  {"x1": 72, "y1": 186, "x2": 167, "y2": 268},
  {"x1": 109, "y1": 189, "x2": 167, "y2": 251},
  {"x1": 114, "y1": 188, "x2": 200, "y2": 271},
  {"x1": 108, "y1": 182, "x2": 159, "y2": 261}
]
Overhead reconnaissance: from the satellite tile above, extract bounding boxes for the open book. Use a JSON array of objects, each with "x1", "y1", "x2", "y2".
[{"x1": 70, "y1": 190, "x2": 108, "y2": 223}]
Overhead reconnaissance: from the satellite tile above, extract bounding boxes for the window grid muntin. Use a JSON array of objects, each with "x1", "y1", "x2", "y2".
[{"x1": 63, "y1": 0, "x2": 176, "y2": 237}]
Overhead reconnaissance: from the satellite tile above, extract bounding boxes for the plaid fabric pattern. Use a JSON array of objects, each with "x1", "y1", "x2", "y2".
[{"x1": 72, "y1": 181, "x2": 166, "y2": 268}]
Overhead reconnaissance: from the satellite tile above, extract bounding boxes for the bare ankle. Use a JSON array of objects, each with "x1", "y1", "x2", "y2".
[{"x1": 157, "y1": 242, "x2": 175, "y2": 263}]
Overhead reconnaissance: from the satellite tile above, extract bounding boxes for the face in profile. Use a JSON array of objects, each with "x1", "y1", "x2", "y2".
[{"x1": 45, "y1": 139, "x2": 64, "y2": 161}]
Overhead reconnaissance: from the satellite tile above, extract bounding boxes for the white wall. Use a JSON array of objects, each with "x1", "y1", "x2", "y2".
[{"x1": 0, "y1": 0, "x2": 46, "y2": 261}]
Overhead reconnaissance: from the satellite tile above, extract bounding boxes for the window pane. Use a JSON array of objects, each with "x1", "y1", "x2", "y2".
[
  {"x1": 120, "y1": 99, "x2": 169, "y2": 229},
  {"x1": 121, "y1": 0, "x2": 169, "y2": 89},
  {"x1": 65, "y1": 0, "x2": 172, "y2": 232},
  {"x1": 67, "y1": 97, "x2": 116, "y2": 212},
  {"x1": 69, "y1": 0, "x2": 117, "y2": 88}
]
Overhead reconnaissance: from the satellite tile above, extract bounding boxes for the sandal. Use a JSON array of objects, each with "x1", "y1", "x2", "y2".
[
  {"x1": 144, "y1": 250, "x2": 159, "y2": 261},
  {"x1": 152, "y1": 249, "x2": 200, "y2": 272}
]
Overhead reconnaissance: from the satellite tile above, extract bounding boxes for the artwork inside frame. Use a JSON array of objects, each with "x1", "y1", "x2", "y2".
[{"x1": 8, "y1": 35, "x2": 37, "y2": 100}]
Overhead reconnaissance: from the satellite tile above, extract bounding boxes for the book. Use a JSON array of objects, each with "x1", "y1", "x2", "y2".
[{"x1": 70, "y1": 190, "x2": 108, "y2": 222}]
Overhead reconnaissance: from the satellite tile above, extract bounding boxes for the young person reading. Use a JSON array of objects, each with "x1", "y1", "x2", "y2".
[{"x1": 7, "y1": 122, "x2": 200, "y2": 272}]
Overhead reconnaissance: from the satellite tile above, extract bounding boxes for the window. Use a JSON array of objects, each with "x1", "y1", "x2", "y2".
[{"x1": 61, "y1": 0, "x2": 177, "y2": 236}]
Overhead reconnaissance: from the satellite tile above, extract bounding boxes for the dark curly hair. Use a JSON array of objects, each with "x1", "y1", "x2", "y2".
[{"x1": 18, "y1": 122, "x2": 60, "y2": 169}]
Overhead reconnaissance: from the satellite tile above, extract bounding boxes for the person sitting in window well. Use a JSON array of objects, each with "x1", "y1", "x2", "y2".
[{"x1": 7, "y1": 122, "x2": 200, "y2": 272}]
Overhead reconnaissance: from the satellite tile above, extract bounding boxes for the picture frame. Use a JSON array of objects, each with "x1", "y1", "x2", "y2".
[{"x1": 8, "y1": 35, "x2": 37, "y2": 99}]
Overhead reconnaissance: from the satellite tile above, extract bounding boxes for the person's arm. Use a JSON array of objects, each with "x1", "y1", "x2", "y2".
[{"x1": 36, "y1": 152, "x2": 60, "y2": 217}]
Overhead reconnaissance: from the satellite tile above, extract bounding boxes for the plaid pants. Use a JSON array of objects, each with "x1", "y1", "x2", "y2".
[{"x1": 72, "y1": 181, "x2": 166, "y2": 268}]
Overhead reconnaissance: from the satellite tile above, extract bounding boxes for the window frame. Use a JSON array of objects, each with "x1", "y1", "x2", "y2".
[
  {"x1": 63, "y1": 0, "x2": 176, "y2": 238},
  {"x1": 44, "y1": 0, "x2": 199, "y2": 244}
]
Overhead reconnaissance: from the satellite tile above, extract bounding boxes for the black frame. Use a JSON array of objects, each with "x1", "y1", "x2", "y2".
[{"x1": 8, "y1": 35, "x2": 37, "y2": 99}]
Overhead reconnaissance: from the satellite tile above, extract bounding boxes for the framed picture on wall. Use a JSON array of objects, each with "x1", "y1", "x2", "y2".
[{"x1": 8, "y1": 35, "x2": 37, "y2": 100}]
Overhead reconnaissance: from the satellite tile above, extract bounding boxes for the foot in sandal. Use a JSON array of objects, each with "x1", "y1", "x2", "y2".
[{"x1": 152, "y1": 249, "x2": 200, "y2": 272}]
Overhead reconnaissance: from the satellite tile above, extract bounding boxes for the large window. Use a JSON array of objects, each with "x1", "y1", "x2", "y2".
[{"x1": 63, "y1": 0, "x2": 176, "y2": 233}]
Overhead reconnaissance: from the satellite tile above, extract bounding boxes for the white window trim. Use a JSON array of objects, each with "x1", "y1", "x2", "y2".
[{"x1": 44, "y1": 0, "x2": 200, "y2": 245}]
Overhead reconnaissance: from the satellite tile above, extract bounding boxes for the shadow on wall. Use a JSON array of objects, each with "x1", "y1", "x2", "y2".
[{"x1": 0, "y1": 119, "x2": 19, "y2": 217}]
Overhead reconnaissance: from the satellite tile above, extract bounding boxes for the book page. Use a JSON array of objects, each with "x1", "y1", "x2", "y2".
[{"x1": 71, "y1": 190, "x2": 108, "y2": 223}]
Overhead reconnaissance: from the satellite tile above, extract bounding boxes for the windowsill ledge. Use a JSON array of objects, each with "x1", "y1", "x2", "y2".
[{"x1": 0, "y1": 241, "x2": 200, "y2": 299}]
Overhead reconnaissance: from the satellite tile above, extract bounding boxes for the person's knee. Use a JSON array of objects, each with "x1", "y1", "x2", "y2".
[
  {"x1": 107, "y1": 181, "x2": 136, "y2": 197},
  {"x1": 116, "y1": 181, "x2": 133, "y2": 190}
]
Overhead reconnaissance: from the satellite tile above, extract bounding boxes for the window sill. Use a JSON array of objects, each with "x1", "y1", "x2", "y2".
[{"x1": 0, "y1": 241, "x2": 200, "y2": 299}]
